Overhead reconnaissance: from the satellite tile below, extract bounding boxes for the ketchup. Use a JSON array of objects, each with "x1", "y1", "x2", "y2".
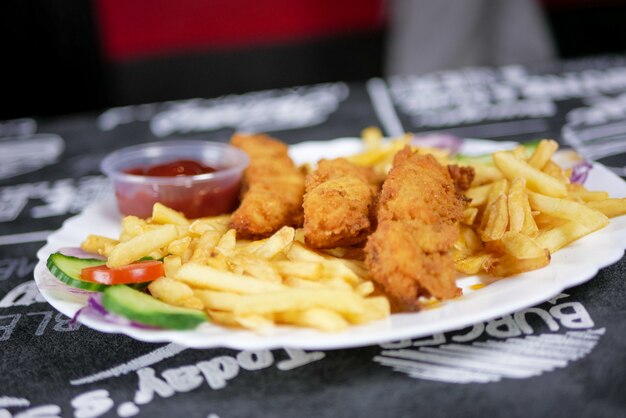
[
  {"x1": 117, "y1": 159, "x2": 241, "y2": 219},
  {"x1": 125, "y1": 160, "x2": 216, "y2": 177}
]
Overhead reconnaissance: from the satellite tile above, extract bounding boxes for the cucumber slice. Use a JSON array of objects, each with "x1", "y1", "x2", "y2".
[
  {"x1": 102, "y1": 285, "x2": 208, "y2": 330},
  {"x1": 454, "y1": 139, "x2": 541, "y2": 165},
  {"x1": 47, "y1": 252, "x2": 108, "y2": 291}
]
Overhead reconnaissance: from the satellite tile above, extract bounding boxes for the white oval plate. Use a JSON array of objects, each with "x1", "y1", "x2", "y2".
[{"x1": 34, "y1": 138, "x2": 626, "y2": 350}]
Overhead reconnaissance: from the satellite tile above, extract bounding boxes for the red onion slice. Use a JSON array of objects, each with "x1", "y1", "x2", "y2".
[
  {"x1": 73, "y1": 293, "x2": 161, "y2": 330},
  {"x1": 570, "y1": 160, "x2": 593, "y2": 184},
  {"x1": 410, "y1": 133, "x2": 463, "y2": 155},
  {"x1": 58, "y1": 247, "x2": 106, "y2": 260},
  {"x1": 38, "y1": 263, "x2": 95, "y2": 295}
]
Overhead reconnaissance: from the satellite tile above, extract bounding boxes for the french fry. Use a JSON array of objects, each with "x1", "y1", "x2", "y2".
[
  {"x1": 338, "y1": 259, "x2": 370, "y2": 280},
  {"x1": 462, "y1": 207, "x2": 479, "y2": 225},
  {"x1": 542, "y1": 160, "x2": 570, "y2": 183},
  {"x1": 119, "y1": 216, "x2": 150, "y2": 242},
  {"x1": 233, "y1": 314, "x2": 276, "y2": 331},
  {"x1": 163, "y1": 255, "x2": 182, "y2": 278},
  {"x1": 344, "y1": 297, "x2": 390, "y2": 324},
  {"x1": 148, "y1": 276, "x2": 204, "y2": 310},
  {"x1": 486, "y1": 179, "x2": 509, "y2": 208},
  {"x1": 198, "y1": 287, "x2": 367, "y2": 317},
  {"x1": 282, "y1": 277, "x2": 352, "y2": 294},
  {"x1": 507, "y1": 177, "x2": 527, "y2": 233},
  {"x1": 214, "y1": 229, "x2": 237, "y2": 257},
  {"x1": 276, "y1": 309, "x2": 349, "y2": 332},
  {"x1": 107, "y1": 224, "x2": 178, "y2": 267},
  {"x1": 480, "y1": 194, "x2": 509, "y2": 241},
  {"x1": 484, "y1": 240, "x2": 506, "y2": 255},
  {"x1": 176, "y1": 263, "x2": 286, "y2": 294},
  {"x1": 320, "y1": 260, "x2": 361, "y2": 285},
  {"x1": 520, "y1": 196, "x2": 539, "y2": 236},
  {"x1": 355, "y1": 281, "x2": 375, "y2": 297},
  {"x1": 190, "y1": 230, "x2": 223, "y2": 263},
  {"x1": 567, "y1": 185, "x2": 609, "y2": 202},
  {"x1": 205, "y1": 310, "x2": 239, "y2": 327},
  {"x1": 207, "y1": 310, "x2": 275, "y2": 331},
  {"x1": 348, "y1": 149, "x2": 389, "y2": 167},
  {"x1": 274, "y1": 260, "x2": 322, "y2": 280},
  {"x1": 527, "y1": 139, "x2": 558, "y2": 169},
  {"x1": 167, "y1": 236, "x2": 192, "y2": 257},
  {"x1": 230, "y1": 254, "x2": 283, "y2": 283},
  {"x1": 286, "y1": 242, "x2": 366, "y2": 282},
  {"x1": 454, "y1": 252, "x2": 492, "y2": 275},
  {"x1": 484, "y1": 250, "x2": 550, "y2": 277},
  {"x1": 204, "y1": 253, "x2": 230, "y2": 271},
  {"x1": 452, "y1": 246, "x2": 470, "y2": 262},
  {"x1": 233, "y1": 289, "x2": 367, "y2": 316},
  {"x1": 533, "y1": 213, "x2": 568, "y2": 230},
  {"x1": 247, "y1": 226, "x2": 295, "y2": 259},
  {"x1": 188, "y1": 215, "x2": 231, "y2": 236},
  {"x1": 361, "y1": 126, "x2": 384, "y2": 150},
  {"x1": 493, "y1": 151, "x2": 567, "y2": 197},
  {"x1": 321, "y1": 247, "x2": 347, "y2": 258},
  {"x1": 466, "y1": 183, "x2": 492, "y2": 207},
  {"x1": 534, "y1": 221, "x2": 595, "y2": 253},
  {"x1": 527, "y1": 192, "x2": 609, "y2": 230},
  {"x1": 512, "y1": 145, "x2": 528, "y2": 160},
  {"x1": 151, "y1": 202, "x2": 189, "y2": 226},
  {"x1": 500, "y1": 231, "x2": 545, "y2": 259},
  {"x1": 320, "y1": 277, "x2": 354, "y2": 291},
  {"x1": 194, "y1": 290, "x2": 240, "y2": 311},
  {"x1": 585, "y1": 198, "x2": 626, "y2": 218},
  {"x1": 459, "y1": 224, "x2": 483, "y2": 252},
  {"x1": 470, "y1": 163, "x2": 505, "y2": 186},
  {"x1": 287, "y1": 241, "x2": 327, "y2": 262},
  {"x1": 283, "y1": 277, "x2": 326, "y2": 289},
  {"x1": 80, "y1": 234, "x2": 119, "y2": 257},
  {"x1": 294, "y1": 228, "x2": 306, "y2": 244}
]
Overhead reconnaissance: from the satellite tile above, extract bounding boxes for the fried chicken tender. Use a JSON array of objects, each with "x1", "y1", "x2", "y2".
[
  {"x1": 365, "y1": 147, "x2": 468, "y2": 311},
  {"x1": 447, "y1": 164, "x2": 475, "y2": 193},
  {"x1": 230, "y1": 133, "x2": 305, "y2": 239},
  {"x1": 303, "y1": 158, "x2": 379, "y2": 249}
]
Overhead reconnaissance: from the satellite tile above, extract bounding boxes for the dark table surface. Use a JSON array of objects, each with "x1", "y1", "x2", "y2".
[{"x1": 1, "y1": 56, "x2": 626, "y2": 418}]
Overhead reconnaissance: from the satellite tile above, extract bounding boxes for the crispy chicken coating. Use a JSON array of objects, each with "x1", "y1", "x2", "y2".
[
  {"x1": 365, "y1": 147, "x2": 467, "y2": 310},
  {"x1": 303, "y1": 158, "x2": 379, "y2": 248},
  {"x1": 447, "y1": 164, "x2": 475, "y2": 193},
  {"x1": 230, "y1": 133, "x2": 305, "y2": 239}
]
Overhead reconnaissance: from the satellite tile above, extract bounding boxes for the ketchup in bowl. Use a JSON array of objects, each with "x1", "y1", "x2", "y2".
[
  {"x1": 101, "y1": 141, "x2": 249, "y2": 219},
  {"x1": 125, "y1": 160, "x2": 216, "y2": 177}
]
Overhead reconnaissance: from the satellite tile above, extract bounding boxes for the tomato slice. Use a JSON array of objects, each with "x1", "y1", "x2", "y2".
[{"x1": 81, "y1": 260, "x2": 164, "y2": 285}]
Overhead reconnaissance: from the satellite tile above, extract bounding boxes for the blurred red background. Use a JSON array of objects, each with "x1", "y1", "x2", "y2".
[
  {"x1": 2, "y1": 0, "x2": 626, "y2": 119},
  {"x1": 97, "y1": 0, "x2": 385, "y2": 61}
]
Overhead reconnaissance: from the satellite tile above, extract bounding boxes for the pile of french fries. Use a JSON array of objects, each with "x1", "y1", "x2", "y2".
[
  {"x1": 347, "y1": 127, "x2": 451, "y2": 178},
  {"x1": 81, "y1": 203, "x2": 389, "y2": 333},
  {"x1": 349, "y1": 130, "x2": 626, "y2": 278},
  {"x1": 454, "y1": 139, "x2": 626, "y2": 276}
]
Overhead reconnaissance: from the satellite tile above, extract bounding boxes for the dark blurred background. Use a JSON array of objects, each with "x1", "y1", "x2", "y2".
[{"x1": 2, "y1": 0, "x2": 626, "y2": 120}]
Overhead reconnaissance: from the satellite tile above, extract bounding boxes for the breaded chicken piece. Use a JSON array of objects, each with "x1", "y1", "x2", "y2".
[
  {"x1": 365, "y1": 147, "x2": 466, "y2": 310},
  {"x1": 303, "y1": 158, "x2": 379, "y2": 249},
  {"x1": 447, "y1": 164, "x2": 475, "y2": 193},
  {"x1": 230, "y1": 133, "x2": 305, "y2": 239}
]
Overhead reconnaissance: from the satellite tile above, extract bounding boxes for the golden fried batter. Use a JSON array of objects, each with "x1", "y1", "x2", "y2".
[
  {"x1": 447, "y1": 164, "x2": 475, "y2": 193},
  {"x1": 230, "y1": 133, "x2": 305, "y2": 239},
  {"x1": 303, "y1": 158, "x2": 379, "y2": 249},
  {"x1": 365, "y1": 147, "x2": 466, "y2": 310}
]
